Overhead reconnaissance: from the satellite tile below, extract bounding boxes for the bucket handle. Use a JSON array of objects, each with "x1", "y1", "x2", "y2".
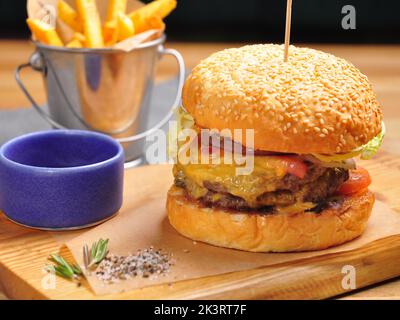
[
  {"x1": 15, "y1": 46, "x2": 185, "y2": 143},
  {"x1": 118, "y1": 46, "x2": 185, "y2": 142},
  {"x1": 15, "y1": 61, "x2": 66, "y2": 129}
]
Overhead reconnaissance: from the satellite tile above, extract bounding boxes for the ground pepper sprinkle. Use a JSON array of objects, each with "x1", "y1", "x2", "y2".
[{"x1": 95, "y1": 247, "x2": 173, "y2": 283}]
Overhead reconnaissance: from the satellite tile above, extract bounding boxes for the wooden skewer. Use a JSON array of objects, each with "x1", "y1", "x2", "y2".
[{"x1": 284, "y1": 0, "x2": 293, "y2": 62}]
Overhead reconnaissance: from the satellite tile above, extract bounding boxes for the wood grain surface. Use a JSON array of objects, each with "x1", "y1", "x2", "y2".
[{"x1": 0, "y1": 41, "x2": 399, "y2": 299}]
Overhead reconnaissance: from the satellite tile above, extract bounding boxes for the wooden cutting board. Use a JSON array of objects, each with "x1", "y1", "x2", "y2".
[{"x1": 0, "y1": 151, "x2": 400, "y2": 300}]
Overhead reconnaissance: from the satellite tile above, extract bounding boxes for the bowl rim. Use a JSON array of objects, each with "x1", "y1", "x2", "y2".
[{"x1": 0, "y1": 130, "x2": 124, "y2": 172}]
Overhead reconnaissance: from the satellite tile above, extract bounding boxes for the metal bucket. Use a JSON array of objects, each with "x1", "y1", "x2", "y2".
[{"x1": 15, "y1": 35, "x2": 184, "y2": 166}]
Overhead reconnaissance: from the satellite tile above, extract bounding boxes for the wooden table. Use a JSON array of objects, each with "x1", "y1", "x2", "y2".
[{"x1": 0, "y1": 40, "x2": 399, "y2": 299}]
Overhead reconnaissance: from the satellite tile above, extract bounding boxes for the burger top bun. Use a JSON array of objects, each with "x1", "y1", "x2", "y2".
[{"x1": 182, "y1": 44, "x2": 382, "y2": 154}]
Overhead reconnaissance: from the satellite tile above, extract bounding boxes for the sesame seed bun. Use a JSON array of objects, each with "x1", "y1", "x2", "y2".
[
  {"x1": 167, "y1": 186, "x2": 374, "y2": 252},
  {"x1": 182, "y1": 44, "x2": 382, "y2": 154}
]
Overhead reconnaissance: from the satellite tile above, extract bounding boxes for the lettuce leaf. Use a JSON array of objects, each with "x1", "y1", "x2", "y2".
[
  {"x1": 359, "y1": 122, "x2": 385, "y2": 160},
  {"x1": 167, "y1": 107, "x2": 196, "y2": 159},
  {"x1": 177, "y1": 107, "x2": 195, "y2": 131},
  {"x1": 312, "y1": 122, "x2": 385, "y2": 162}
]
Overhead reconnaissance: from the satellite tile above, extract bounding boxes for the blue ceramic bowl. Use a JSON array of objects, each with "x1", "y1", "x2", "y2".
[{"x1": 0, "y1": 130, "x2": 124, "y2": 230}]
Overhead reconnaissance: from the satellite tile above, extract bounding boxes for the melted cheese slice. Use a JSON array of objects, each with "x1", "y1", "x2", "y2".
[{"x1": 175, "y1": 155, "x2": 288, "y2": 206}]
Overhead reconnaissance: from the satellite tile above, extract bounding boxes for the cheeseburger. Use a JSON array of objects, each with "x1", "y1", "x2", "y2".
[{"x1": 167, "y1": 44, "x2": 384, "y2": 252}]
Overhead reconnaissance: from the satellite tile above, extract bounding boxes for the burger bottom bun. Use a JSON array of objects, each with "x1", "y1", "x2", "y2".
[{"x1": 167, "y1": 186, "x2": 374, "y2": 252}]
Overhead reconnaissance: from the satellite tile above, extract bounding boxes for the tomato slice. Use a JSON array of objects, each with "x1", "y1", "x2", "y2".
[
  {"x1": 277, "y1": 156, "x2": 308, "y2": 179},
  {"x1": 337, "y1": 166, "x2": 371, "y2": 195}
]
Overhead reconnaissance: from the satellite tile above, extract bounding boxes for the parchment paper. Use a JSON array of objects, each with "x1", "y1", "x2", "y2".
[
  {"x1": 66, "y1": 165, "x2": 400, "y2": 296},
  {"x1": 27, "y1": 0, "x2": 163, "y2": 51}
]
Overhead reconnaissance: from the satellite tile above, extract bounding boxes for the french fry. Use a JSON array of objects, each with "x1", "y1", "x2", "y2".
[
  {"x1": 103, "y1": 21, "x2": 117, "y2": 46},
  {"x1": 129, "y1": 0, "x2": 177, "y2": 22},
  {"x1": 57, "y1": 0, "x2": 82, "y2": 32},
  {"x1": 66, "y1": 38, "x2": 83, "y2": 48},
  {"x1": 76, "y1": 0, "x2": 104, "y2": 48},
  {"x1": 103, "y1": 0, "x2": 128, "y2": 44},
  {"x1": 26, "y1": 18, "x2": 63, "y2": 47},
  {"x1": 106, "y1": 0, "x2": 128, "y2": 21},
  {"x1": 56, "y1": 20, "x2": 74, "y2": 44},
  {"x1": 104, "y1": 13, "x2": 134, "y2": 46},
  {"x1": 133, "y1": 14, "x2": 165, "y2": 34},
  {"x1": 116, "y1": 13, "x2": 135, "y2": 42},
  {"x1": 72, "y1": 32, "x2": 86, "y2": 43}
]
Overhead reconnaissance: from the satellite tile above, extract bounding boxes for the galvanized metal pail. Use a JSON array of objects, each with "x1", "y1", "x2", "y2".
[{"x1": 15, "y1": 35, "x2": 184, "y2": 166}]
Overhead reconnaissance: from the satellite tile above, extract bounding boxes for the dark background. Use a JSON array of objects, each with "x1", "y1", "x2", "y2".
[{"x1": 1, "y1": 0, "x2": 400, "y2": 43}]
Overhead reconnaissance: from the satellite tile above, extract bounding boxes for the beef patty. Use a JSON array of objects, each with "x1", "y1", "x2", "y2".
[{"x1": 175, "y1": 163, "x2": 349, "y2": 212}]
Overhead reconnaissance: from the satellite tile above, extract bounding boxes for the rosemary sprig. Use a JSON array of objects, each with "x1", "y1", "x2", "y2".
[
  {"x1": 86, "y1": 238, "x2": 109, "y2": 269},
  {"x1": 83, "y1": 244, "x2": 90, "y2": 270},
  {"x1": 46, "y1": 238, "x2": 109, "y2": 282},
  {"x1": 46, "y1": 254, "x2": 82, "y2": 280}
]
